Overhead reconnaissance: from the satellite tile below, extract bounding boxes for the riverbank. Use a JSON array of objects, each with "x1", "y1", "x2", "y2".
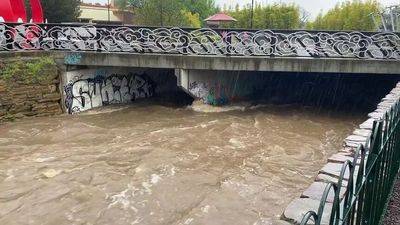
[{"x1": 384, "y1": 175, "x2": 400, "y2": 225}]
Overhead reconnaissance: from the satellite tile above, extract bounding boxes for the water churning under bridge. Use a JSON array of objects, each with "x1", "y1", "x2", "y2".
[{"x1": 0, "y1": 102, "x2": 363, "y2": 225}]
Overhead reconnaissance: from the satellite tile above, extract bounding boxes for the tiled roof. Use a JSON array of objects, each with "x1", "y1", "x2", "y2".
[{"x1": 205, "y1": 12, "x2": 237, "y2": 22}]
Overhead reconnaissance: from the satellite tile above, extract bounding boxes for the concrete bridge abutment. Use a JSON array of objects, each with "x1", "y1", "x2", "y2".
[{"x1": 175, "y1": 68, "x2": 268, "y2": 106}]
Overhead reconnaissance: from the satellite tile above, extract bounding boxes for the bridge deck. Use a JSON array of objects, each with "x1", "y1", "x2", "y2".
[
  {"x1": 66, "y1": 52, "x2": 400, "y2": 75},
  {"x1": 1, "y1": 23, "x2": 399, "y2": 60},
  {"x1": 1, "y1": 50, "x2": 399, "y2": 75}
]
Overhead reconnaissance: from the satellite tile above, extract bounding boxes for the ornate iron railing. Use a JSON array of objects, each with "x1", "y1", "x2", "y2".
[
  {"x1": 0, "y1": 23, "x2": 400, "y2": 59},
  {"x1": 300, "y1": 100, "x2": 400, "y2": 225}
]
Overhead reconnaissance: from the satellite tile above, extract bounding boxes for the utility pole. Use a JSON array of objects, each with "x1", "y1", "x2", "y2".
[
  {"x1": 390, "y1": 6, "x2": 396, "y2": 31},
  {"x1": 397, "y1": 14, "x2": 400, "y2": 31},
  {"x1": 250, "y1": 0, "x2": 254, "y2": 28},
  {"x1": 107, "y1": 0, "x2": 110, "y2": 23},
  {"x1": 368, "y1": 13, "x2": 379, "y2": 31},
  {"x1": 380, "y1": 13, "x2": 388, "y2": 31},
  {"x1": 160, "y1": 1, "x2": 164, "y2": 26}
]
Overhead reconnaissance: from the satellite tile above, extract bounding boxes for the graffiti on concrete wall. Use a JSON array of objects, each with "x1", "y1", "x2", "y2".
[
  {"x1": 188, "y1": 81, "x2": 229, "y2": 106},
  {"x1": 208, "y1": 84, "x2": 228, "y2": 106},
  {"x1": 188, "y1": 82, "x2": 208, "y2": 100},
  {"x1": 64, "y1": 52, "x2": 82, "y2": 65},
  {"x1": 64, "y1": 72, "x2": 155, "y2": 114}
]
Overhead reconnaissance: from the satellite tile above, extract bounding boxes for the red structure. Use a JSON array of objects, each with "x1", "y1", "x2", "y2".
[
  {"x1": 205, "y1": 12, "x2": 237, "y2": 28},
  {"x1": 29, "y1": 0, "x2": 44, "y2": 23},
  {"x1": 0, "y1": 0, "x2": 43, "y2": 23}
]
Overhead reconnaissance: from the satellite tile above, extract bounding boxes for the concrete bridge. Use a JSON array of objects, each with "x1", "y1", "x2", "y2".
[
  {"x1": 1, "y1": 23, "x2": 400, "y2": 113},
  {"x1": 2, "y1": 23, "x2": 400, "y2": 60}
]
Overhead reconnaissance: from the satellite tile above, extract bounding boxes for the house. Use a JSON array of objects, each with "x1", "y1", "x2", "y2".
[{"x1": 78, "y1": 1, "x2": 134, "y2": 25}]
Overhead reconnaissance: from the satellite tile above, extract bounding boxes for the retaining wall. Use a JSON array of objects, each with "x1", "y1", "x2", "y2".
[
  {"x1": 0, "y1": 57, "x2": 62, "y2": 121},
  {"x1": 282, "y1": 82, "x2": 400, "y2": 224}
]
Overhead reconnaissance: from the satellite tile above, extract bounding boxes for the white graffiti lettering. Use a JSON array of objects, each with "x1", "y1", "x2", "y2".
[{"x1": 64, "y1": 73, "x2": 155, "y2": 114}]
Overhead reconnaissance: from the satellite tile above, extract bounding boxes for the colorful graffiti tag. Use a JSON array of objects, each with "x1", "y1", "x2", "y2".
[{"x1": 189, "y1": 82, "x2": 230, "y2": 106}]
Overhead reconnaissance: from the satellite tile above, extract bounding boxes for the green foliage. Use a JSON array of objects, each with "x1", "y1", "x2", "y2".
[
  {"x1": 115, "y1": 0, "x2": 144, "y2": 9},
  {"x1": 181, "y1": 10, "x2": 202, "y2": 28},
  {"x1": 0, "y1": 57, "x2": 56, "y2": 84},
  {"x1": 308, "y1": 0, "x2": 382, "y2": 31},
  {"x1": 117, "y1": 0, "x2": 218, "y2": 27},
  {"x1": 24, "y1": 0, "x2": 32, "y2": 20},
  {"x1": 0, "y1": 61, "x2": 22, "y2": 81},
  {"x1": 37, "y1": 0, "x2": 81, "y2": 23},
  {"x1": 25, "y1": 57, "x2": 56, "y2": 83},
  {"x1": 118, "y1": 0, "x2": 383, "y2": 31},
  {"x1": 223, "y1": 3, "x2": 301, "y2": 29},
  {"x1": 136, "y1": 0, "x2": 183, "y2": 26},
  {"x1": 181, "y1": 0, "x2": 219, "y2": 22}
]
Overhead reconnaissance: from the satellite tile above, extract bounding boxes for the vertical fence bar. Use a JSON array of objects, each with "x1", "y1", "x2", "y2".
[
  {"x1": 365, "y1": 120, "x2": 381, "y2": 225},
  {"x1": 373, "y1": 115, "x2": 387, "y2": 224},
  {"x1": 300, "y1": 98, "x2": 400, "y2": 225},
  {"x1": 355, "y1": 145, "x2": 367, "y2": 225}
]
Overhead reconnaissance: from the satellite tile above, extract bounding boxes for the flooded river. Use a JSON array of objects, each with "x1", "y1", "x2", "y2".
[{"x1": 0, "y1": 102, "x2": 364, "y2": 225}]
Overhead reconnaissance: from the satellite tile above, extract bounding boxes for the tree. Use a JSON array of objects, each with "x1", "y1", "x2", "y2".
[
  {"x1": 181, "y1": 9, "x2": 201, "y2": 28},
  {"x1": 116, "y1": 0, "x2": 217, "y2": 27},
  {"x1": 308, "y1": 0, "x2": 381, "y2": 31},
  {"x1": 224, "y1": 3, "x2": 301, "y2": 29},
  {"x1": 115, "y1": 0, "x2": 144, "y2": 10},
  {"x1": 181, "y1": 0, "x2": 218, "y2": 21},
  {"x1": 24, "y1": 0, "x2": 80, "y2": 23},
  {"x1": 24, "y1": 0, "x2": 32, "y2": 21},
  {"x1": 134, "y1": 0, "x2": 182, "y2": 26}
]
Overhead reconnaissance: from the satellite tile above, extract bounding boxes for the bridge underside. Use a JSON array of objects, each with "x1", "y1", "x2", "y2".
[
  {"x1": 2, "y1": 51, "x2": 399, "y2": 112},
  {"x1": 60, "y1": 52, "x2": 400, "y2": 108},
  {"x1": 62, "y1": 52, "x2": 400, "y2": 75},
  {"x1": 60, "y1": 65, "x2": 400, "y2": 113}
]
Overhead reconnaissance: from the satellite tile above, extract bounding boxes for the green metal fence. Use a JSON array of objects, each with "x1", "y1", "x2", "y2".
[{"x1": 300, "y1": 100, "x2": 400, "y2": 225}]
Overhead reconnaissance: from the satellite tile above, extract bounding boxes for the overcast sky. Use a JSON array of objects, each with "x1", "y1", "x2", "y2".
[{"x1": 83, "y1": 0, "x2": 400, "y2": 18}]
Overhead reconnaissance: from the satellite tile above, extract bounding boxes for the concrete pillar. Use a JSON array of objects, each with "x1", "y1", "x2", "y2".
[
  {"x1": 175, "y1": 68, "x2": 190, "y2": 92},
  {"x1": 175, "y1": 69, "x2": 266, "y2": 106}
]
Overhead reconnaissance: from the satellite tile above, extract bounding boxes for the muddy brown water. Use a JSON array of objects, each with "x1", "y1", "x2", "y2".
[{"x1": 0, "y1": 102, "x2": 364, "y2": 225}]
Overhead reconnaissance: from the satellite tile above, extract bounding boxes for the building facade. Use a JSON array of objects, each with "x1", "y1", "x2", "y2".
[{"x1": 78, "y1": 1, "x2": 134, "y2": 25}]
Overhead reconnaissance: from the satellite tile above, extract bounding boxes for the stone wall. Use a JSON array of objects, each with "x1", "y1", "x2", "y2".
[
  {"x1": 282, "y1": 82, "x2": 400, "y2": 224},
  {"x1": 0, "y1": 57, "x2": 63, "y2": 122}
]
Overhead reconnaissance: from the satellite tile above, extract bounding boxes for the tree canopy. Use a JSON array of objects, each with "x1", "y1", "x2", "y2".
[
  {"x1": 112, "y1": 0, "x2": 387, "y2": 31},
  {"x1": 307, "y1": 0, "x2": 381, "y2": 31},
  {"x1": 181, "y1": 0, "x2": 219, "y2": 22},
  {"x1": 223, "y1": 3, "x2": 301, "y2": 29},
  {"x1": 116, "y1": 0, "x2": 218, "y2": 27},
  {"x1": 115, "y1": 0, "x2": 144, "y2": 9}
]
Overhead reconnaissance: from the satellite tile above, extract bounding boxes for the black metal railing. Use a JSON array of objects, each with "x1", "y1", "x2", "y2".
[
  {"x1": 300, "y1": 100, "x2": 400, "y2": 225},
  {"x1": 1, "y1": 23, "x2": 400, "y2": 59}
]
